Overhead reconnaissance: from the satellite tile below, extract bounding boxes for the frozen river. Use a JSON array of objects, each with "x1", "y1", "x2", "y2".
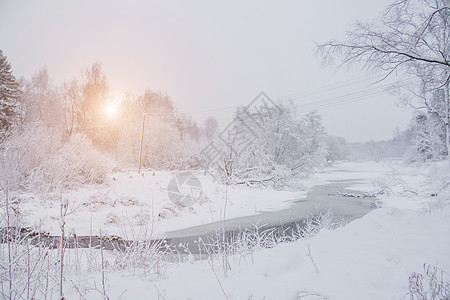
[
  {"x1": 4, "y1": 168, "x2": 380, "y2": 254},
  {"x1": 164, "y1": 178, "x2": 377, "y2": 253}
]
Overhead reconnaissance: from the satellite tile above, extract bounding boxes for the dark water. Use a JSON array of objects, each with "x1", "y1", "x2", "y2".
[{"x1": 163, "y1": 179, "x2": 376, "y2": 254}]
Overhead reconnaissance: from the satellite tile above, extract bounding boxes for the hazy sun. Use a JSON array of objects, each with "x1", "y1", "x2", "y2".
[{"x1": 105, "y1": 103, "x2": 117, "y2": 117}]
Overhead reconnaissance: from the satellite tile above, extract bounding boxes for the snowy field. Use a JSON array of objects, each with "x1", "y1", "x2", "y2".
[
  {"x1": 99, "y1": 160, "x2": 450, "y2": 299},
  {"x1": 15, "y1": 160, "x2": 400, "y2": 237},
  {"x1": 6, "y1": 160, "x2": 449, "y2": 299},
  {"x1": 115, "y1": 206, "x2": 450, "y2": 300}
]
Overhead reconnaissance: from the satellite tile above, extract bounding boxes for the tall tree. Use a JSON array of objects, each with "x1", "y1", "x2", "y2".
[
  {"x1": 62, "y1": 79, "x2": 82, "y2": 137},
  {"x1": 412, "y1": 112, "x2": 446, "y2": 161},
  {"x1": 79, "y1": 62, "x2": 109, "y2": 143},
  {"x1": 203, "y1": 117, "x2": 219, "y2": 142},
  {"x1": 0, "y1": 50, "x2": 21, "y2": 134},
  {"x1": 319, "y1": 0, "x2": 450, "y2": 157},
  {"x1": 23, "y1": 68, "x2": 63, "y2": 129}
]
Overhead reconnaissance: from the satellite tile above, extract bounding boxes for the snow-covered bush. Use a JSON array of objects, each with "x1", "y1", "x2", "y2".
[
  {"x1": 0, "y1": 128, "x2": 111, "y2": 191},
  {"x1": 0, "y1": 125, "x2": 61, "y2": 191},
  {"x1": 0, "y1": 234, "x2": 60, "y2": 299},
  {"x1": 407, "y1": 263, "x2": 450, "y2": 300},
  {"x1": 113, "y1": 238, "x2": 168, "y2": 278},
  {"x1": 113, "y1": 217, "x2": 169, "y2": 278},
  {"x1": 299, "y1": 210, "x2": 345, "y2": 239},
  {"x1": 0, "y1": 188, "x2": 60, "y2": 299},
  {"x1": 44, "y1": 133, "x2": 111, "y2": 187}
]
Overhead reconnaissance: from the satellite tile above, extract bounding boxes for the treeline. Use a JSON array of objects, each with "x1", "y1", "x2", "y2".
[
  {"x1": 0, "y1": 51, "x2": 336, "y2": 191},
  {"x1": 317, "y1": 0, "x2": 449, "y2": 163},
  {"x1": 0, "y1": 53, "x2": 219, "y2": 191},
  {"x1": 1, "y1": 47, "x2": 446, "y2": 194},
  {"x1": 349, "y1": 90, "x2": 448, "y2": 163}
]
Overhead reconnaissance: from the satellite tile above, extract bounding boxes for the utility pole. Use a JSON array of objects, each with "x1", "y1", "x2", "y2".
[{"x1": 138, "y1": 114, "x2": 146, "y2": 174}]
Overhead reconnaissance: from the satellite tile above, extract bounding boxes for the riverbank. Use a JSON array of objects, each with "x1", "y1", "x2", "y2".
[
  {"x1": 10, "y1": 161, "x2": 396, "y2": 238},
  {"x1": 3, "y1": 160, "x2": 449, "y2": 299},
  {"x1": 64, "y1": 160, "x2": 449, "y2": 299}
]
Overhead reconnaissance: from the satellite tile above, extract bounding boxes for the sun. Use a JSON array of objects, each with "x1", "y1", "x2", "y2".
[{"x1": 105, "y1": 103, "x2": 117, "y2": 117}]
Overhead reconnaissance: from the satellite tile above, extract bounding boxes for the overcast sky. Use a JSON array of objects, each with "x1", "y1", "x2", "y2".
[{"x1": 0, "y1": 0, "x2": 413, "y2": 142}]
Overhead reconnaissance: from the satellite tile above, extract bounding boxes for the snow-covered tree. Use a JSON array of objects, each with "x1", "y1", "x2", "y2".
[
  {"x1": 0, "y1": 50, "x2": 20, "y2": 136},
  {"x1": 21, "y1": 68, "x2": 64, "y2": 130},
  {"x1": 327, "y1": 136, "x2": 350, "y2": 162},
  {"x1": 114, "y1": 89, "x2": 203, "y2": 170},
  {"x1": 61, "y1": 79, "x2": 82, "y2": 137},
  {"x1": 79, "y1": 62, "x2": 109, "y2": 143},
  {"x1": 0, "y1": 66, "x2": 112, "y2": 191},
  {"x1": 428, "y1": 89, "x2": 449, "y2": 156},
  {"x1": 319, "y1": 0, "x2": 450, "y2": 158},
  {"x1": 295, "y1": 111, "x2": 329, "y2": 170},
  {"x1": 411, "y1": 112, "x2": 446, "y2": 161},
  {"x1": 203, "y1": 117, "x2": 219, "y2": 142},
  {"x1": 210, "y1": 102, "x2": 330, "y2": 186},
  {"x1": 390, "y1": 126, "x2": 414, "y2": 157},
  {"x1": 137, "y1": 89, "x2": 174, "y2": 117}
]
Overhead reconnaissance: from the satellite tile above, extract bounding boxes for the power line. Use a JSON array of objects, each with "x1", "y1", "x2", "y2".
[
  {"x1": 75, "y1": 76, "x2": 415, "y2": 129},
  {"x1": 170, "y1": 71, "x2": 402, "y2": 116},
  {"x1": 274, "y1": 71, "x2": 389, "y2": 100},
  {"x1": 287, "y1": 78, "x2": 413, "y2": 110}
]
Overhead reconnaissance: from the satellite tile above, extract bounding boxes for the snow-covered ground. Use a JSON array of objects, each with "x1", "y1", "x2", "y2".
[
  {"x1": 17, "y1": 160, "x2": 397, "y2": 237},
  {"x1": 17, "y1": 169, "x2": 306, "y2": 237},
  {"x1": 9, "y1": 160, "x2": 450, "y2": 299},
  {"x1": 98, "y1": 206, "x2": 448, "y2": 300}
]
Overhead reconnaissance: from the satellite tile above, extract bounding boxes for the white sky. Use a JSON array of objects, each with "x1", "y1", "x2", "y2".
[{"x1": 0, "y1": 0, "x2": 413, "y2": 142}]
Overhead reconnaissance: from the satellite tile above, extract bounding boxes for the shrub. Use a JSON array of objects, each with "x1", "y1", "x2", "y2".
[{"x1": 0, "y1": 129, "x2": 111, "y2": 192}]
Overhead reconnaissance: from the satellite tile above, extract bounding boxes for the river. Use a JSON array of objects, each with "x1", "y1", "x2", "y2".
[
  {"x1": 2, "y1": 178, "x2": 377, "y2": 255},
  {"x1": 164, "y1": 178, "x2": 376, "y2": 254}
]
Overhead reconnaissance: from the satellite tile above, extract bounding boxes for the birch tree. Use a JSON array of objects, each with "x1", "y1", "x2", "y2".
[{"x1": 61, "y1": 79, "x2": 81, "y2": 137}]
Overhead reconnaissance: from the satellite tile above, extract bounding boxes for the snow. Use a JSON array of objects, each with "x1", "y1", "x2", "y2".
[
  {"x1": 17, "y1": 160, "x2": 438, "y2": 235},
  {"x1": 15, "y1": 160, "x2": 401, "y2": 237},
  {"x1": 9, "y1": 160, "x2": 450, "y2": 299},
  {"x1": 64, "y1": 201, "x2": 450, "y2": 299},
  {"x1": 17, "y1": 169, "x2": 308, "y2": 237}
]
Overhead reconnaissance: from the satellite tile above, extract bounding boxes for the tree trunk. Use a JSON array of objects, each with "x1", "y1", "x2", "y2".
[
  {"x1": 443, "y1": 3, "x2": 450, "y2": 160},
  {"x1": 445, "y1": 83, "x2": 450, "y2": 159}
]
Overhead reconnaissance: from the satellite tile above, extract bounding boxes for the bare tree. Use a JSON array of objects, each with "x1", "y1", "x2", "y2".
[{"x1": 318, "y1": 0, "x2": 450, "y2": 157}]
